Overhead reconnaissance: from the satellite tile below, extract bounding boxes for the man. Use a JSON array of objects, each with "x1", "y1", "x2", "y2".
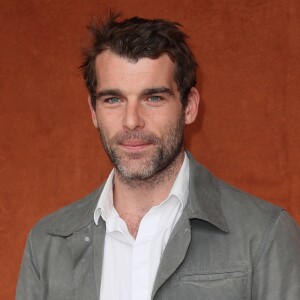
[{"x1": 17, "y1": 13, "x2": 300, "y2": 300}]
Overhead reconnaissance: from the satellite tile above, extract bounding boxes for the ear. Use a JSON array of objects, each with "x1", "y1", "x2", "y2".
[
  {"x1": 184, "y1": 87, "x2": 200, "y2": 125},
  {"x1": 88, "y1": 96, "x2": 99, "y2": 128}
]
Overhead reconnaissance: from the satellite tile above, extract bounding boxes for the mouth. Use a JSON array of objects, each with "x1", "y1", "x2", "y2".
[{"x1": 120, "y1": 140, "x2": 152, "y2": 151}]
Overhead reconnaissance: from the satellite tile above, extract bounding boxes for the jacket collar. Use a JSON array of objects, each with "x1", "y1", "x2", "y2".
[
  {"x1": 45, "y1": 186, "x2": 104, "y2": 236},
  {"x1": 46, "y1": 152, "x2": 228, "y2": 235},
  {"x1": 185, "y1": 152, "x2": 228, "y2": 232}
]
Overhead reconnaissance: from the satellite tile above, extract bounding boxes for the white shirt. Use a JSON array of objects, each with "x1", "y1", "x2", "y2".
[{"x1": 94, "y1": 153, "x2": 190, "y2": 300}]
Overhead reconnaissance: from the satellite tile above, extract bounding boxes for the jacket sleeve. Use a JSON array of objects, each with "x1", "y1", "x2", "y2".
[
  {"x1": 16, "y1": 230, "x2": 41, "y2": 300},
  {"x1": 252, "y1": 210, "x2": 300, "y2": 299}
]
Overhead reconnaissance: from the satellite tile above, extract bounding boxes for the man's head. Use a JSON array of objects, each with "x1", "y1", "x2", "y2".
[
  {"x1": 80, "y1": 12, "x2": 197, "y2": 109},
  {"x1": 81, "y1": 14, "x2": 199, "y2": 185}
]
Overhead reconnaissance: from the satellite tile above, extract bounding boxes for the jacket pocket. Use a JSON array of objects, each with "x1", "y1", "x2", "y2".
[{"x1": 177, "y1": 270, "x2": 248, "y2": 300}]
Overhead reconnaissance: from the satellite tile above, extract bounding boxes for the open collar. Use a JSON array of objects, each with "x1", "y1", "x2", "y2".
[{"x1": 45, "y1": 153, "x2": 228, "y2": 236}]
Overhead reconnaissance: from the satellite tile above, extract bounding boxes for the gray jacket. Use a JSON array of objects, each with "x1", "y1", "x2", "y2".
[{"x1": 17, "y1": 154, "x2": 300, "y2": 299}]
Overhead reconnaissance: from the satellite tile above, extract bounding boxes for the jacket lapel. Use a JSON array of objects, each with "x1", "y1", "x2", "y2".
[
  {"x1": 93, "y1": 217, "x2": 106, "y2": 298},
  {"x1": 66, "y1": 216, "x2": 106, "y2": 300},
  {"x1": 151, "y1": 214, "x2": 191, "y2": 299},
  {"x1": 45, "y1": 186, "x2": 105, "y2": 300},
  {"x1": 151, "y1": 153, "x2": 228, "y2": 299},
  {"x1": 68, "y1": 223, "x2": 98, "y2": 300}
]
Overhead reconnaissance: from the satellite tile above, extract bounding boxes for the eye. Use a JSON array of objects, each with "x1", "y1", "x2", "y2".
[
  {"x1": 106, "y1": 97, "x2": 121, "y2": 104},
  {"x1": 148, "y1": 95, "x2": 161, "y2": 102}
]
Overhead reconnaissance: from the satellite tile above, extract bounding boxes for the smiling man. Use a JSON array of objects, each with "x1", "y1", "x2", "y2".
[{"x1": 17, "y1": 13, "x2": 300, "y2": 300}]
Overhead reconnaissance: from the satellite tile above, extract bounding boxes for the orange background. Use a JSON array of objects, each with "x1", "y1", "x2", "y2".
[{"x1": 1, "y1": 0, "x2": 299, "y2": 298}]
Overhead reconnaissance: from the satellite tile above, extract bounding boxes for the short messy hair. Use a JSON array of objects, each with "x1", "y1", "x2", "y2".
[{"x1": 80, "y1": 12, "x2": 197, "y2": 109}]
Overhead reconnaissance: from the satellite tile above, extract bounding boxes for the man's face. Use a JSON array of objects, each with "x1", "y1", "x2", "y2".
[{"x1": 89, "y1": 51, "x2": 191, "y2": 182}]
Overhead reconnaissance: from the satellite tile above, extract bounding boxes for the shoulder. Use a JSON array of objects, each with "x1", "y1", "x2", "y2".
[
  {"x1": 187, "y1": 152, "x2": 286, "y2": 232},
  {"x1": 216, "y1": 178, "x2": 300, "y2": 258},
  {"x1": 217, "y1": 179, "x2": 283, "y2": 223},
  {"x1": 188, "y1": 152, "x2": 297, "y2": 238},
  {"x1": 31, "y1": 185, "x2": 104, "y2": 238}
]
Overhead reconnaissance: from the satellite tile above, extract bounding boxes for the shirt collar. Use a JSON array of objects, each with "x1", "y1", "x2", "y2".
[
  {"x1": 93, "y1": 152, "x2": 190, "y2": 225},
  {"x1": 168, "y1": 152, "x2": 189, "y2": 210},
  {"x1": 94, "y1": 170, "x2": 114, "y2": 225}
]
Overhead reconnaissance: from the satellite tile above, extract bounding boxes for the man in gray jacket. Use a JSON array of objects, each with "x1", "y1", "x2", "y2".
[{"x1": 17, "y1": 13, "x2": 300, "y2": 300}]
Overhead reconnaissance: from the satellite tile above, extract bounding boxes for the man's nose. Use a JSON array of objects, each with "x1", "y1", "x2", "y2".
[{"x1": 122, "y1": 101, "x2": 145, "y2": 130}]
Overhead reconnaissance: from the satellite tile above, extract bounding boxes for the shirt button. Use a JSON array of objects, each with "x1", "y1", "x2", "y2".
[{"x1": 85, "y1": 236, "x2": 90, "y2": 242}]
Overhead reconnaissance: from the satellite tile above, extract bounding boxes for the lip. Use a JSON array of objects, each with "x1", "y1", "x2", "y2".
[{"x1": 120, "y1": 140, "x2": 152, "y2": 151}]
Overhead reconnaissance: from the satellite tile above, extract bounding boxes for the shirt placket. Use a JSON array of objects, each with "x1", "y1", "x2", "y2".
[{"x1": 131, "y1": 209, "x2": 160, "y2": 300}]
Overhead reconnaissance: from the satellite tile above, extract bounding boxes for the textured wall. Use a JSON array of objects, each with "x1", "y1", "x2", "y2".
[{"x1": 1, "y1": 0, "x2": 299, "y2": 298}]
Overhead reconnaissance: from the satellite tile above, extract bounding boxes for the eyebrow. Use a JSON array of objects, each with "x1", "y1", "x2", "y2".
[
  {"x1": 142, "y1": 87, "x2": 174, "y2": 96},
  {"x1": 95, "y1": 89, "x2": 122, "y2": 99},
  {"x1": 95, "y1": 87, "x2": 174, "y2": 100}
]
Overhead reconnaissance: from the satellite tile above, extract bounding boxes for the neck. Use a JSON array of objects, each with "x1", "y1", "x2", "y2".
[{"x1": 113, "y1": 150, "x2": 185, "y2": 237}]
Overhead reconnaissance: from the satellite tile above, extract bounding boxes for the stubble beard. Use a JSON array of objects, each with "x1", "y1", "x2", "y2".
[{"x1": 97, "y1": 115, "x2": 185, "y2": 189}]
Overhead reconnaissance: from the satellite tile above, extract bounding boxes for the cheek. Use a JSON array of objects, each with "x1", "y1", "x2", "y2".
[
  {"x1": 96, "y1": 109, "x2": 118, "y2": 128},
  {"x1": 153, "y1": 116, "x2": 184, "y2": 140},
  {"x1": 97, "y1": 116, "x2": 120, "y2": 140}
]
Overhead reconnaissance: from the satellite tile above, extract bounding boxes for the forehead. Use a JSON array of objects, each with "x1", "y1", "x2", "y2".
[{"x1": 94, "y1": 51, "x2": 177, "y2": 90}]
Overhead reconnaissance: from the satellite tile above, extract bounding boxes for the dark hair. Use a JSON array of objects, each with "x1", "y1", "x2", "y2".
[{"x1": 80, "y1": 12, "x2": 197, "y2": 109}]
